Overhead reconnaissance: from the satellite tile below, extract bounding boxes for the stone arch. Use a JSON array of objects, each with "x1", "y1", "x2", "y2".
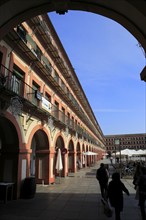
[{"x1": 0, "y1": 1, "x2": 145, "y2": 53}]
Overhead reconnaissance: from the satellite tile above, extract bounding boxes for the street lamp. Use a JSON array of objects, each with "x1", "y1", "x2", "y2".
[{"x1": 115, "y1": 138, "x2": 121, "y2": 175}]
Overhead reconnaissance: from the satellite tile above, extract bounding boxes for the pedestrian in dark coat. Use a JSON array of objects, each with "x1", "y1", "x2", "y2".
[
  {"x1": 133, "y1": 162, "x2": 142, "y2": 205},
  {"x1": 96, "y1": 163, "x2": 109, "y2": 199},
  {"x1": 107, "y1": 172, "x2": 130, "y2": 220},
  {"x1": 137, "y1": 166, "x2": 146, "y2": 220}
]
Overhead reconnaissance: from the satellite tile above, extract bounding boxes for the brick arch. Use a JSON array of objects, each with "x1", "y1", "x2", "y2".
[
  {"x1": 68, "y1": 139, "x2": 74, "y2": 151},
  {"x1": 53, "y1": 132, "x2": 65, "y2": 150},
  {"x1": 4, "y1": 111, "x2": 23, "y2": 148},
  {"x1": 27, "y1": 124, "x2": 50, "y2": 149},
  {"x1": 76, "y1": 142, "x2": 81, "y2": 152}
]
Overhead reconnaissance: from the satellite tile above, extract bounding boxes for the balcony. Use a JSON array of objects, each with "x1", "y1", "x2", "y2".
[
  {"x1": 0, "y1": 64, "x2": 98, "y2": 144},
  {"x1": 3, "y1": 25, "x2": 103, "y2": 140}
]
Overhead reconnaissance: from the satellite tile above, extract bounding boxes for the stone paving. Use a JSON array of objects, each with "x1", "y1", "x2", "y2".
[{"x1": 0, "y1": 159, "x2": 143, "y2": 220}]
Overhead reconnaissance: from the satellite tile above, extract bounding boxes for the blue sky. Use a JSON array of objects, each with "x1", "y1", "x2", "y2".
[{"x1": 49, "y1": 11, "x2": 146, "y2": 135}]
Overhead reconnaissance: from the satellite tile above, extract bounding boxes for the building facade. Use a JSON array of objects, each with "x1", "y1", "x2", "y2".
[
  {"x1": 105, "y1": 133, "x2": 146, "y2": 154},
  {"x1": 0, "y1": 14, "x2": 105, "y2": 199}
]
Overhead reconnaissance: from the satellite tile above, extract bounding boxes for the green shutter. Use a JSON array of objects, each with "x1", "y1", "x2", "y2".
[
  {"x1": 41, "y1": 55, "x2": 52, "y2": 71},
  {"x1": 26, "y1": 34, "x2": 37, "y2": 50}
]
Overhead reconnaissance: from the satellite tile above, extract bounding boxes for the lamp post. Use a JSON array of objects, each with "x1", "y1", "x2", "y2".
[{"x1": 115, "y1": 138, "x2": 121, "y2": 175}]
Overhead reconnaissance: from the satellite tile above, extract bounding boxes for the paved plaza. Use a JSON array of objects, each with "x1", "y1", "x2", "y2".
[{"x1": 0, "y1": 159, "x2": 143, "y2": 220}]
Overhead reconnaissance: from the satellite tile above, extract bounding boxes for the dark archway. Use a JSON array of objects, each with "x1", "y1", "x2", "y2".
[
  {"x1": 0, "y1": 1, "x2": 145, "y2": 53},
  {"x1": 31, "y1": 129, "x2": 49, "y2": 184},
  {"x1": 0, "y1": 116, "x2": 19, "y2": 198},
  {"x1": 68, "y1": 139, "x2": 74, "y2": 172},
  {"x1": 76, "y1": 142, "x2": 81, "y2": 161},
  {"x1": 76, "y1": 142, "x2": 82, "y2": 170}
]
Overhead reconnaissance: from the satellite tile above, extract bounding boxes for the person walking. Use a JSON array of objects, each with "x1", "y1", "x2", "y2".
[
  {"x1": 137, "y1": 166, "x2": 146, "y2": 220},
  {"x1": 110, "y1": 156, "x2": 113, "y2": 164},
  {"x1": 96, "y1": 163, "x2": 109, "y2": 200},
  {"x1": 107, "y1": 172, "x2": 130, "y2": 220},
  {"x1": 133, "y1": 162, "x2": 142, "y2": 188},
  {"x1": 133, "y1": 162, "x2": 142, "y2": 205}
]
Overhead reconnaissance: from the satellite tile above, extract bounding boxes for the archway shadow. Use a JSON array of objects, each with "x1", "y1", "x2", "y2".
[{"x1": 0, "y1": 187, "x2": 141, "y2": 220}]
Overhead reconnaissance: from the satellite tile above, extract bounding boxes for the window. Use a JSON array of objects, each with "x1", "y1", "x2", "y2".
[
  {"x1": 71, "y1": 116, "x2": 74, "y2": 129},
  {"x1": 41, "y1": 55, "x2": 52, "y2": 74},
  {"x1": 34, "y1": 45, "x2": 42, "y2": 60},
  {"x1": 62, "y1": 107, "x2": 65, "y2": 123},
  {"x1": 67, "y1": 112, "x2": 70, "y2": 126},
  {"x1": 54, "y1": 101, "x2": 59, "y2": 119},
  {"x1": 26, "y1": 34, "x2": 36, "y2": 51},
  {"x1": 53, "y1": 70, "x2": 59, "y2": 83},
  {"x1": 41, "y1": 92, "x2": 51, "y2": 113},
  {"x1": 17, "y1": 25, "x2": 27, "y2": 42},
  {"x1": 45, "y1": 92, "x2": 51, "y2": 102},
  {"x1": 66, "y1": 86, "x2": 69, "y2": 94},
  {"x1": 32, "y1": 81, "x2": 40, "y2": 105},
  {"x1": 60, "y1": 79, "x2": 66, "y2": 92},
  {"x1": 75, "y1": 119, "x2": 78, "y2": 130},
  {"x1": 12, "y1": 64, "x2": 24, "y2": 96}
]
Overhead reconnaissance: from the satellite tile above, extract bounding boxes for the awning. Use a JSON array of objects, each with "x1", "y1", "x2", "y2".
[
  {"x1": 83, "y1": 151, "x2": 98, "y2": 156},
  {"x1": 115, "y1": 148, "x2": 146, "y2": 156}
]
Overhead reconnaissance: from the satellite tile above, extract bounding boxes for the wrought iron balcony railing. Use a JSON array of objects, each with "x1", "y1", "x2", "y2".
[
  {"x1": 0, "y1": 64, "x2": 98, "y2": 145},
  {"x1": 13, "y1": 26, "x2": 103, "y2": 139}
]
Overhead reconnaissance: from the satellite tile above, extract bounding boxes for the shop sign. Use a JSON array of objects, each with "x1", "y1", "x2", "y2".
[
  {"x1": 35, "y1": 90, "x2": 42, "y2": 101},
  {"x1": 42, "y1": 97, "x2": 51, "y2": 113}
]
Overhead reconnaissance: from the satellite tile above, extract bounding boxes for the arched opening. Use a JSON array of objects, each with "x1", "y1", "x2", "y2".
[
  {"x1": 0, "y1": 1, "x2": 145, "y2": 55},
  {"x1": 0, "y1": 116, "x2": 19, "y2": 199},
  {"x1": 76, "y1": 142, "x2": 82, "y2": 170},
  {"x1": 54, "y1": 136, "x2": 65, "y2": 177},
  {"x1": 68, "y1": 140, "x2": 74, "y2": 173},
  {"x1": 31, "y1": 129, "x2": 50, "y2": 184},
  {"x1": 82, "y1": 144, "x2": 86, "y2": 168},
  {"x1": 0, "y1": 1, "x2": 144, "y2": 192},
  {"x1": 0, "y1": 3, "x2": 145, "y2": 145}
]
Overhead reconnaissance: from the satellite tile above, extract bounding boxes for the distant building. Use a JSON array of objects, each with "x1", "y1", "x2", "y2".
[{"x1": 105, "y1": 133, "x2": 146, "y2": 154}]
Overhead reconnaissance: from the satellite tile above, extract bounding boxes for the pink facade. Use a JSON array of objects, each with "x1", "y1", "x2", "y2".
[{"x1": 0, "y1": 14, "x2": 105, "y2": 199}]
